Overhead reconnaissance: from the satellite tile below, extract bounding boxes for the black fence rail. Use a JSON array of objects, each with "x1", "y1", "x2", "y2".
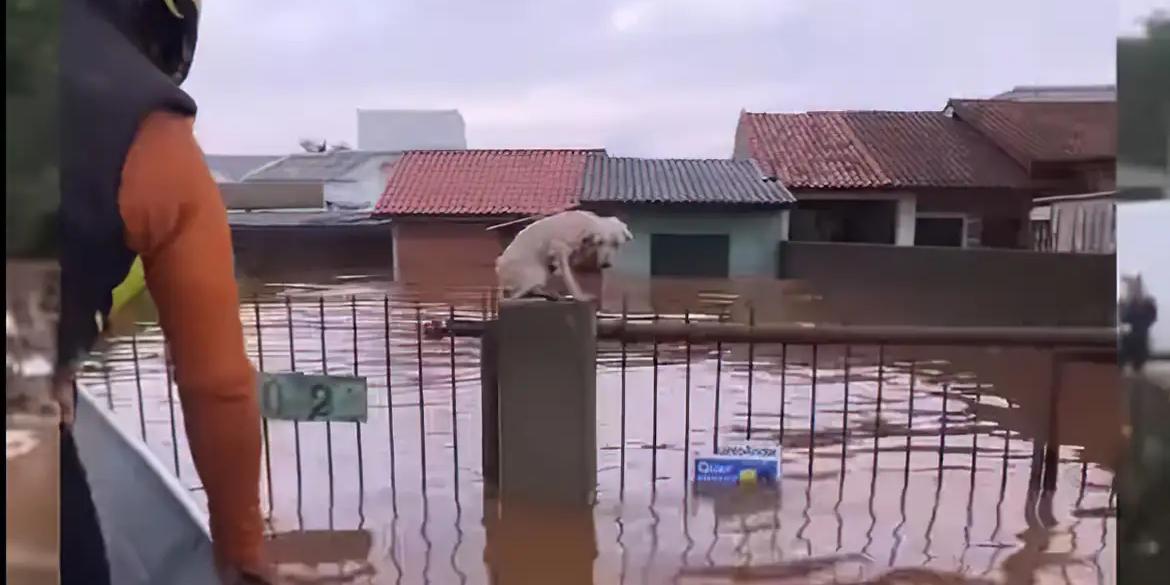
[{"x1": 77, "y1": 295, "x2": 1118, "y2": 582}]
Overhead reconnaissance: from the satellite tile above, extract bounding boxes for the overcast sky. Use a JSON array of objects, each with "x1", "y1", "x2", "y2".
[{"x1": 186, "y1": 0, "x2": 1147, "y2": 158}]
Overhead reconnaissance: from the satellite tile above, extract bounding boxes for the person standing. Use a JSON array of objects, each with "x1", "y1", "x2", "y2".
[{"x1": 59, "y1": 1, "x2": 276, "y2": 582}]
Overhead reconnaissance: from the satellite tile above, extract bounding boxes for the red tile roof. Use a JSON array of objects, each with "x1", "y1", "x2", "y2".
[
  {"x1": 947, "y1": 99, "x2": 1117, "y2": 168},
  {"x1": 374, "y1": 149, "x2": 599, "y2": 216},
  {"x1": 738, "y1": 111, "x2": 1030, "y2": 190}
]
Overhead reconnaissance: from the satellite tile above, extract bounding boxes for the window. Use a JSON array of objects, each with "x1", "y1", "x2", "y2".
[
  {"x1": 915, "y1": 215, "x2": 966, "y2": 247},
  {"x1": 788, "y1": 200, "x2": 897, "y2": 244},
  {"x1": 650, "y1": 234, "x2": 730, "y2": 278}
]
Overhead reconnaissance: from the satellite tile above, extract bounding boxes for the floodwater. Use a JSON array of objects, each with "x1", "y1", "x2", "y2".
[{"x1": 77, "y1": 270, "x2": 1119, "y2": 584}]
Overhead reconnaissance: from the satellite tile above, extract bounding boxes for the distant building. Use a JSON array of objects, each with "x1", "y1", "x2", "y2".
[
  {"x1": 373, "y1": 149, "x2": 599, "y2": 285},
  {"x1": 579, "y1": 156, "x2": 794, "y2": 278},
  {"x1": 993, "y1": 84, "x2": 1117, "y2": 102},
  {"x1": 356, "y1": 109, "x2": 468, "y2": 151},
  {"x1": 205, "y1": 154, "x2": 281, "y2": 183},
  {"x1": 240, "y1": 150, "x2": 402, "y2": 210},
  {"x1": 734, "y1": 110, "x2": 1033, "y2": 249},
  {"x1": 945, "y1": 98, "x2": 1117, "y2": 196}
]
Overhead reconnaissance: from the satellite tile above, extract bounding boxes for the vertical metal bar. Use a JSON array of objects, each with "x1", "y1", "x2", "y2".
[
  {"x1": 842, "y1": 345, "x2": 851, "y2": 462},
  {"x1": 683, "y1": 310, "x2": 692, "y2": 484},
  {"x1": 713, "y1": 314, "x2": 724, "y2": 454},
  {"x1": 939, "y1": 382, "x2": 950, "y2": 472},
  {"x1": 163, "y1": 342, "x2": 181, "y2": 478},
  {"x1": 971, "y1": 386, "x2": 981, "y2": 486},
  {"x1": 480, "y1": 325, "x2": 499, "y2": 492},
  {"x1": 906, "y1": 360, "x2": 916, "y2": 475},
  {"x1": 1043, "y1": 354, "x2": 1063, "y2": 491},
  {"x1": 285, "y1": 297, "x2": 303, "y2": 523},
  {"x1": 780, "y1": 343, "x2": 788, "y2": 440},
  {"x1": 449, "y1": 304, "x2": 460, "y2": 497},
  {"x1": 131, "y1": 330, "x2": 147, "y2": 442},
  {"x1": 416, "y1": 304, "x2": 428, "y2": 493},
  {"x1": 319, "y1": 297, "x2": 335, "y2": 511},
  {"x1": 383, "y1": 296, "x2": 398, "y2": 510},
  {"x1": 746, "y1": 305, "x2": 756, "y2": 441},
  {"x1": 875, "y1": 346, "x2": 885, "y2": 440},
  {"x1": 351, "y1": 297, "x2": 365, "y2": 508},
  {"x1": 651, "y1": 312, "x2": 659, "y2": 488},
  {"x1": 253, "y1": 299, "x2": 273, "y2": 512},
  {"x1": 808, "y1": 343, "x2": 818, "y2": 477},
  {"x1": 619, "y1": 296, "x2": 628, "y2": 495},
  {"x1": 103, "y1": 353, "x2": 115, "y2": 410}
]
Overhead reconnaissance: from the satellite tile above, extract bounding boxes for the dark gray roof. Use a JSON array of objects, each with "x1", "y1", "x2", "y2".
[
  {"x1": 205, "y1": 155, "x2": 282, "y2": 182},
  {"x1": 581, "y1": 156, "x2": 794, "y2": 205},
  {"x1": 242, "y1": 151, "x2": 401, "y2": 182}
]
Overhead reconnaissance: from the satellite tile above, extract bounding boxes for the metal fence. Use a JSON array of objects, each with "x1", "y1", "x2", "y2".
[{"x1": 79, "y1": 294, "x2": 1118, "y2": 582}]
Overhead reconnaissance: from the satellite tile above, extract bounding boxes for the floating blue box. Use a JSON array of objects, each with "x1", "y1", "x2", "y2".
[{"x1": 694, "y1": 446, "x2": 780, "y2": 486}]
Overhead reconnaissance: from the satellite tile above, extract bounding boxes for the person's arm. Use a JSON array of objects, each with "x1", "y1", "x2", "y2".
[{"x1": 117, "y1": 111, "x2": 265, "y2": 574}]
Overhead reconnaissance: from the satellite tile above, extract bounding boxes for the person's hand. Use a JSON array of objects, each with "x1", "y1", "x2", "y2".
[{"x1": 51, "y1": 369, "x2": 76, "y2": 427}]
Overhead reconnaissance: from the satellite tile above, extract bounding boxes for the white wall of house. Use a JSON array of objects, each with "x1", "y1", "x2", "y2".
[
  {"x1": 612, "y1": 209, "x2": 789, "y2": 277},
  {"x1": 791, "y1": 190, "x2": 918, "y2": 246}
]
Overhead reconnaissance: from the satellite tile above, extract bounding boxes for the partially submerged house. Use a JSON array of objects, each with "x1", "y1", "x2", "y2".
[
  {"x1": 946, "y1": 99, "x2": 1117, "y2": 196},
  {"x1": 579, "y1": 156, "x2": 794, "y2": 278},
  {"x1": 733, "y1": 110, "x2": 1033, "y2": 248},
  {"x1": 241, "y1": 149, "x2": 402, "y2": 210},
  {"x1": 373, "y1": 149, "x2": 599, "y2": 285},
  {"x1": 205, "y1": 154, "x2": 281, "y2": 183}
]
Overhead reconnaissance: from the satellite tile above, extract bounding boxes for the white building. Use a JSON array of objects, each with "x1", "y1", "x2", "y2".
[{"x1": 356, "y1": 109, "x2": 467, "y2": 151}]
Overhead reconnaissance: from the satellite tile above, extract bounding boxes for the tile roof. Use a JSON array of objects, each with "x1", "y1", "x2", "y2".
[
  {"x1": 205, "y1": 155, "x2": 282, "y2": 182},
  {"x1": 947, "y1": 99, "x2": 1117, "y2": 167},
  {"x1": 374, "y1": 149, "x2": 599, "y2": 216},
  {"x1": 739, "y1": 110, "x2": 1030, "y2": 190},
  {"x1": 243, "y1": 150, "x2": 402, "y2": 182},
  {"x1": 581, "y1": 156, "x2": 794, "y2": 205}
]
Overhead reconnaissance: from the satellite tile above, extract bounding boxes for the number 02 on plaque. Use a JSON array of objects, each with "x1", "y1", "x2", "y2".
[{"x1": 258, "y1": 372, "x2": 369, "y2": 423}]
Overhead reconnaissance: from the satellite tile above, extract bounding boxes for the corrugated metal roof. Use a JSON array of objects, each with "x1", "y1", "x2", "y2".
[
  {"x1": 738, "y1": 110, "x2": 1029, "y2": 189},
  {"x1": 580, "y1": 156, "x2": 794, "y2": 205},
  {"x1": 947, "y1": 99, "x2": 1117, "y2": 167},
  {"x1": 205, "y1": 155, "x2": 282, "y2": 182},
  {"x1": 374, "y1": 149, "x2": 599, "y2": 216},
  {"x1": 242, "y1": 151, "x2": 401, "y2": 183}
]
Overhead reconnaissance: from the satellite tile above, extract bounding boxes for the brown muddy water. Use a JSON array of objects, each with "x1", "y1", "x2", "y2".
[{"x1": 76, "y1": 272, "x2": 1119, "y2": 584}]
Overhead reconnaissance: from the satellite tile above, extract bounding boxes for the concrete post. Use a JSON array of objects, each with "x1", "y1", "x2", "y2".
[{"x1": 495, "y1": 299, "x2": 597, "y2": 506}]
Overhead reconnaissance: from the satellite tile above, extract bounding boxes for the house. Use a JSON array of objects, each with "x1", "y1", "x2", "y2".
[
  {"x1": 579, "y1": 156, "x2": 795, "y2": 278},
  {"x1": 993, "y1": 84, "x2": 1116, "y2": 102},
  {"x1": 733, "y1": 110, "x2": 1034, "y2": 249},
  {"x1": 241, "y1": 149, "x2": 402, "y2": 210},
  {"x1": 373, "y1": 149, "x2": 600, "y2": 285},
  {"x1": 946, "y1": 98, "x2": 1117, "y2": 196},
  {"x1": 228, "y1": 210, "x2": 393, "y2": 278},
  {"x1": 205, "y1": 154, "x2": 282, "y2": 183}
]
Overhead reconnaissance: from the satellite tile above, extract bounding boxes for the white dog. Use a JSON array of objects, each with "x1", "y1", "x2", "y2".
[{"x1": 495, "y1": 210, "x2": 633, "y2": 301}]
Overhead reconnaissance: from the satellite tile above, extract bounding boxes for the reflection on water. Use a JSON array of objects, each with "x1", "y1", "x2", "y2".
[{"x1": 77, "y1": 272, "x2": 1117, "y2": 584}]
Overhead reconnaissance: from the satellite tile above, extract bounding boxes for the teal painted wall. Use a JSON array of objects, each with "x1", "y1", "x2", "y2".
[{"x1": 611, "y1": 209, "x2": 788, "y2": 277}]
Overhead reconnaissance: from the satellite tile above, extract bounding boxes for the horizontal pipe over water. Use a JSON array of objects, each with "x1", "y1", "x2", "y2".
[{"x1": 428, "y1": 318, "x2": 1117, "y2": 349}]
